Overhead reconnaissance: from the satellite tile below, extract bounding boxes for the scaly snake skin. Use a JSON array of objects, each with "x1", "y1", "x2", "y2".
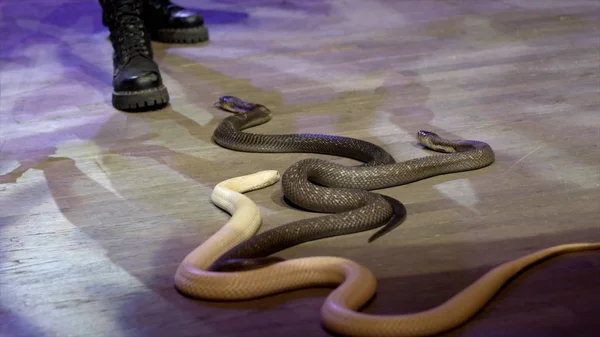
[
  {"x1": 208, "y1": 96, "x2": 495, "y2": 270},
  {"x1": 174, "y1": 170, "x2": 600, "y2": 337}
]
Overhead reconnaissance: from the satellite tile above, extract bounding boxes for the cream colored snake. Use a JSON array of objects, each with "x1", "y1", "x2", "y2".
[{"x1": 174, "y1": 170, "x2": 600, "y2": 337}]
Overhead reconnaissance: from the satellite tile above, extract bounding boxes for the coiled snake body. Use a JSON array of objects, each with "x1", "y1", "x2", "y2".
[
  {"x1": 209, "y1": 96, "x2": 495, "y2": 270},
  {"x1": 174, "y1": 170, "x2": 600, "y2": 337}
]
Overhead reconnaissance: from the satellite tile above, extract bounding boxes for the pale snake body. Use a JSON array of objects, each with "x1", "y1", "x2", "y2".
[{"x1": 174, "y1": 170, "x2": 600, "y2": 337}]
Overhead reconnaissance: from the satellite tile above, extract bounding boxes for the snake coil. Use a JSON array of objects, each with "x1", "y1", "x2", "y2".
[{"x1": 208, "y1": 96, "x2": 496, "y2": 271}]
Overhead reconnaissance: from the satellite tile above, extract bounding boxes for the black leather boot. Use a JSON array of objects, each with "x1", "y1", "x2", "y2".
[
  {"x1": 143, "y1": 0, "x2": 209, "y2": 44},
  {"x1": 101, "y1": 0, "x2": 169, "y2": 111}
]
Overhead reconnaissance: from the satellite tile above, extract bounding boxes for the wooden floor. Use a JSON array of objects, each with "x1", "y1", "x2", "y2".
[{"x1": 1, "y1": 1, "x2": 599, "y2": 336}]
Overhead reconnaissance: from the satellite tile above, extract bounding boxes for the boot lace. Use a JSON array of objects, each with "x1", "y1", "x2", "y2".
[{"x1": 109, "y1": 0, "x2": 151, "y2": 61}]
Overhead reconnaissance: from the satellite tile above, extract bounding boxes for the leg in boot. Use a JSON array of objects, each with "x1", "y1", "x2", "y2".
[{"x1": 100, "y1": 0, "x2": 169, "y2": 111}]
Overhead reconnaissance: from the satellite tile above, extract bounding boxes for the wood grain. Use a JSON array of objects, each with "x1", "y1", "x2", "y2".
[{"x1": 1, "y1": 1, "x2": 599, "y2": 337}]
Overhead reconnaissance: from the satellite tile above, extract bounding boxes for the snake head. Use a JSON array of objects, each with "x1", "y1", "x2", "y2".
[
  {"x1": 214, "y1": 96, "x2": 257, "y2": 114},
  {"x1": 417, "y1": 130, "x2": 440, "y2": 139}
]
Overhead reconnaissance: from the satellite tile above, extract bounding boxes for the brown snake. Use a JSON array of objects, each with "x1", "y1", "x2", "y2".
[{"x1": 208, "y1": 96, "x2": 495, "y2": 271}]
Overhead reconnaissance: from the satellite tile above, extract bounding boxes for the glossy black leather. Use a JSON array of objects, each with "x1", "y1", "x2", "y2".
[
  {"x1": 113, "y1": 55, "x2": 163, "y2": 92},
  {"x1": 144, "y1": 0, "x2": 205, "y2": 29},
  {"x1": 100, "y1": 1, "x2": 164, "y2": 93}
]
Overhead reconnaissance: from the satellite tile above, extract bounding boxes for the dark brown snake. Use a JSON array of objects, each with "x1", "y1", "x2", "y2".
[{"x1": 208, "y1": 96, "x2": 495, "y2": 271}]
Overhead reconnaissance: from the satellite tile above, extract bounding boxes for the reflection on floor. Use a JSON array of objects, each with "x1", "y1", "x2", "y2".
[{"x1": 1, "y1": 1, "x2": 599, "y2": 336}]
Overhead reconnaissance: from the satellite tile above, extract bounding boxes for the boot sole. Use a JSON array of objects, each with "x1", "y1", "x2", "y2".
[
  {"x1": 112, "y1": 85, "x2": 170, "y2": 112},
  {"x1": 150, "y1": 25, "x2": 210, "y2": 44}
]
